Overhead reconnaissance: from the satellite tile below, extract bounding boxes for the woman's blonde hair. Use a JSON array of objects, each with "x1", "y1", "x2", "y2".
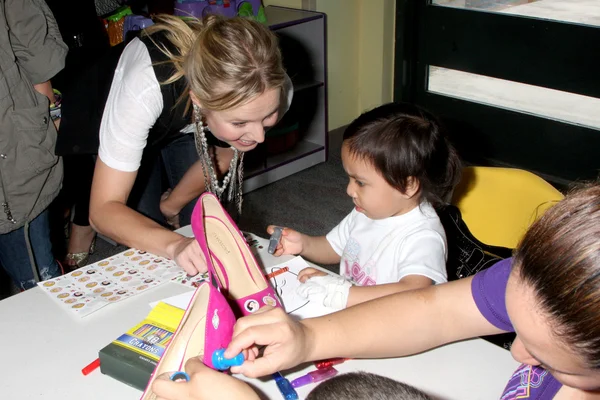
[{"x1": 143, "y1": 14, "x2": 285, "y2": 111}]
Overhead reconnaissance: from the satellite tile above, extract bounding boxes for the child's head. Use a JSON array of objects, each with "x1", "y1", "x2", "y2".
[
  {"x1": 306, "y1": 372, "x2": 432, "y2": 400},
  {"x1": 506, "y1": 183, "x2": 600, "y2": 390},
  {"x1": 342, "y1": 102, "x2": 461, "y2": 219}
]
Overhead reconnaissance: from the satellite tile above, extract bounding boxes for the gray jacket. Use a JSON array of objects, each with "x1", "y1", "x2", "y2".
[{"x1": 0, "y1": 0, "x2": 67, "y2": 234}]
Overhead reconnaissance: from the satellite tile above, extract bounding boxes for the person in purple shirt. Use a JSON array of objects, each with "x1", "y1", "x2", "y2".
[{"x1": 150, "y1": 183, "x2": 600, "y2": 400}]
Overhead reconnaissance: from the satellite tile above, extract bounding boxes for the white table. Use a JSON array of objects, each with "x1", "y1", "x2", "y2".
[{"x1": 0, "y1": 227, "x2": 519, "y2": 400}]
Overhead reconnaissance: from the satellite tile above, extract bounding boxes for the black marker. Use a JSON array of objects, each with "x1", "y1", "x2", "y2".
[{"x1": 268, "y1": 227, "x2": 283, "y2": 254}]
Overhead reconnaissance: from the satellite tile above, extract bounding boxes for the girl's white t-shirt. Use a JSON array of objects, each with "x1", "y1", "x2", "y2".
[
  {"x1": 326, "y1": 202, "x2": 448, "y2": 286},
  {"x1": 98, "y1": 37, "x2": 294, "y2": 172}
]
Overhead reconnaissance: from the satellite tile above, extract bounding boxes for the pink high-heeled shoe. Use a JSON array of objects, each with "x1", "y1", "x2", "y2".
[
  {"x1": 140, "y1": 280, "x2": 236, "y2": 400},
  {"x1": 192, "y1": 192, "x2": 282, "y2": 317}
]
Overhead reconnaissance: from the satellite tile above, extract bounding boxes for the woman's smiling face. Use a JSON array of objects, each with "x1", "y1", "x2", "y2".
[{"x1": 197, "y1": 88, "x2": 281, "y2": 152}]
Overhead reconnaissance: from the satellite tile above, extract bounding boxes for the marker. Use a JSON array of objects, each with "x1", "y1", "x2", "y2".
[
  {"x1": 273, "y1": 372, "x2": 299, "y2": 399},
  {"x1": 170, "y1": 371, "x2": 190, "y2": 382},
  {"x1": 81, "y1": 358, "x2": 100, "y2": 376},
  {"x1": 265, "y1": 266, "x2": 289, "y2": 280},
  {"x1": 212, "y1": 348, "x2": 244, "y2": 370},
  {"x1": 290, "y1": 367, "x2": 338, "y2": 388},
  {"x1": 268, "y1": 227, "x2": 283, "y2": 254},
  {"x1": 314, "y1": 357, "x2": 348, "y2": 369}
]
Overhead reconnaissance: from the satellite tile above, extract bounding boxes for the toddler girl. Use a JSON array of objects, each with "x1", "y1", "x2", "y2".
[{"x1": 269, "y1": 102, "x2": 461, "y2": 309}]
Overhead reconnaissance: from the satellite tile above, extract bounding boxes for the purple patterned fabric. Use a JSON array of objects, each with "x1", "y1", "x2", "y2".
[{"x1": 471, "y1": 259, "x2": 563, "y2": 399}]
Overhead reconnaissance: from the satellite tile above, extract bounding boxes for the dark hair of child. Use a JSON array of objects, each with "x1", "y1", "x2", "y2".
[{"x1": 343, "y1": 102, "x2": 461, "y2": 208}]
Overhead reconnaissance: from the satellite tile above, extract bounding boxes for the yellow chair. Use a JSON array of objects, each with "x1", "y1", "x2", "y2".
[{"x1": 451, "y1": 166, "x2": 564, "y2": 249}]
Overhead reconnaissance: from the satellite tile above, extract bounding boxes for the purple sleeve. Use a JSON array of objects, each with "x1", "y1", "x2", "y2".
[{"x1": 471, "y1": 258, "x2": 514, "y2": 332}]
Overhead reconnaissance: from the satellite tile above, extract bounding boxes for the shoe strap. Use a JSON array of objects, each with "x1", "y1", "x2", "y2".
[{"x1": 234, "y1": 287, "x2": 282, "y2": 316}]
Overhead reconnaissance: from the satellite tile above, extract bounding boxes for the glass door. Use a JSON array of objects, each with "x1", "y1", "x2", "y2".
[{"x1": 394, "y1": 0, "x2": 600, "y2": 185}]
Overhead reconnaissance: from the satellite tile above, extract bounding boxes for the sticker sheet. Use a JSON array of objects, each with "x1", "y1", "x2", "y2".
[
  {"x1": 38, "y1": 249, "x2": 183, "y2": 317},
  {"x1": 170, "y1": 271, "x2": 210, "y2": 288}
]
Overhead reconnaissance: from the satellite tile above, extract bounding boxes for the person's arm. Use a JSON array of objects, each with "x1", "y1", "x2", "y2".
[
  {"x1": 33, "y1": 80, "x2": 60, "y2": 129},
  {"x1": 300, "y1": 234, "x2": 341, "y2": 265},
  {"x1": 33, "y1": 81, "x2": 54, "y2": 103},
  {"x1": 90, "y1": 39, "x2": 208, "y2": 273},
  {"x1": 151, "y1": 357, "x2": 260, "y2": 400},
  {"x1": 89, "y1": 159, "x2": 206, "y2": 275},
  {"x1": 6, "y1": 0, "x2": 67, "y2": 84},
  {"x1": 160, "y1": 147, "x2": 234, "y2": 226},
  {"x1": 227, "y1": 275, "x2": 507, "y2": 378},
  {"x1": 160, "y1": 160, "x2": 206, "y2": 227},
  {"x1": 346, "y1": 275, "x2": 433, "y2": 307},
  {"x1": 301, "y1": 277, "x2": 494, "y2": 361}
]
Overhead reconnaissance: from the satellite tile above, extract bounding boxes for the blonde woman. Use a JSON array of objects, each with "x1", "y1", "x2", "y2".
[{"x1": 87, "y1": 15, "x2": 292, "y2": 275}]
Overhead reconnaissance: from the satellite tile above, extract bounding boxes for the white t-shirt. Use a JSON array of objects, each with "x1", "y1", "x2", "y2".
[
  {"x1": 98, "y1": 37, "x2": 294, "y2": 172},
  {"x1": 326, "y1": 202, "x2": 448, "y2": 286}
]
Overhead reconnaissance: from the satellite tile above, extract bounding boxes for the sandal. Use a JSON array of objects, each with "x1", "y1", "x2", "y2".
[
  {"x1": 140, "y1": 280, "x2": 237, "y2": 399},
  {"x1": 192, "y1": 192, "x2": 282, "y2": 317},
  {"x1": 64, "y1": 237, "x2": 96, "y2": 272}
]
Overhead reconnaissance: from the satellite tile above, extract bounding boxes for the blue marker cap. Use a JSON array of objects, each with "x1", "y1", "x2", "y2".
[
  {"x1": 170, "y1": 371, "x2": 190, "y2": 382},
  {"x1": 273, "y1": 372, "x2": 299, "y2": 400},
  {"x1": 212, "y1": 348, "x2": 244, "y2": 370}
]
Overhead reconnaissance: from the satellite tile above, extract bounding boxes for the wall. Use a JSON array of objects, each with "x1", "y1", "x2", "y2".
[
  {"x1": 263, "y1": 0, "x2": 303, "y2": 9},
  {"x1": 357, "y1": 0, "x2": 395, "y2": 115},
  {"x1": 312, "y1": 0, "x2": 361, "y2": 129},
  {"x1": 265, "y1": 0, "x2": 396, "y2": 130}
]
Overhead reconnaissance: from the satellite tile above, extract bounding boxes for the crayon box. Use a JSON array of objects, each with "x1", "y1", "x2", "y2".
[{"x1": 99, "y1": 302, "x2": 184, "y2": 390}]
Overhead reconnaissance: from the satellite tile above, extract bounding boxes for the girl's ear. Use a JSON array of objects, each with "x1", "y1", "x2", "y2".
[{"x1": 403, "y1": 176, "x2": 421, "y2": 199}]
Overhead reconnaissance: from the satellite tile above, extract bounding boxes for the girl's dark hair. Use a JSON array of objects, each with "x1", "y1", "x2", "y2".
[
  {"x1": 514, "y1": 183, "x2": 600, "y2": 368},
  {"x1": 343, "y1": 102, "x2": 461, "y2": 208}
]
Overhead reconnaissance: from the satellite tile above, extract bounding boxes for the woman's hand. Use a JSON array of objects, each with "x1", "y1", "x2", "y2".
[
  {"x1": 160, "y1": 189, "x2": 182, "y2": 229},
  {"x1": 151, "y1": 357, "x2": 260, "y2": 400},
  {"x1": 225, "y1": 307, "x2": 312, "y2": 378},
  {"x1": 266, "y1": 225, "x2": 304, "y2": 257},
  {"x1": 169, "y1": 236, "x2": 207, "y2": 276}
]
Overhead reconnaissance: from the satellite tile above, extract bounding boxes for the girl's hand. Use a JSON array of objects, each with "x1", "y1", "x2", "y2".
[
  {"x1": 170, "y1": 237, "x2": 207, "y2": 276},
  {"x1": 160, "y1": 189, "x2": 182, "y2": 229},
  {"x1": 225, "y1": 307, "x2": 311, "y2": 378},
  {"x1": 297, "y1": 267, "x2": 327, "y2": 283},
  {"x1": 296, "y1": 275, "x2": 352, "y2": 310},
  {"x1": 266, "y1": 225, "x2": 304, "y2": 256},
  {"x1": 151, "y1": 357, "x2": 260, "y2": 400}
]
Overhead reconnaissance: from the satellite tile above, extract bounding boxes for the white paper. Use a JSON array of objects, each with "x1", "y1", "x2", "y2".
[
  {"x1": 151, "y1": 256, "x2": 336, "y2": 320},
  {"x1": 266, "y1": 256, "x2": 311, "y2": 315}
]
